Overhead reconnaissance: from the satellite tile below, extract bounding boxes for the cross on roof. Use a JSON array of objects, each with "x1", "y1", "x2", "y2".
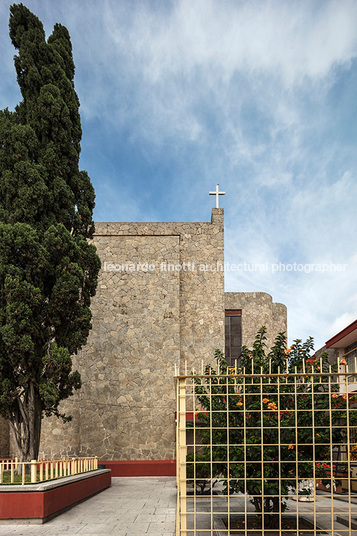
[{"x1": 209, "y1": 184, "x2": 225, "y2": 208}]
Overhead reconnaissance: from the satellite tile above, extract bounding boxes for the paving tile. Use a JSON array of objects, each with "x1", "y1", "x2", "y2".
[
  {"x1": 77, "y1": 534, "x2": 127, "y2": 536},
  {"x1": 135, "y1": 513, "x2": 167, "y2": 523},
  {"x1": 0, "y1": 477, "x2": 176, "y2": 536},
  {"x1": 39, "y1": 525, "x2": 83, "y2": 533},
  {"x1": 112, "y1": 514, "x2": 137, "y2": 523},
  {"x1": 0, "y1": 528, "x2": 17, "y2": 535},
  {"x1": 116, "y1": 521, "x2": 150, "y2": 531},
  {"x1": 77, "y1": 524, "x2": 119, "y2": 534},
  {"x1": 154, "y1": 508, "x2": 176, "y2": 515},
  {"x1": 147, "y1": 523, "x2": 176, "y2": 533}
]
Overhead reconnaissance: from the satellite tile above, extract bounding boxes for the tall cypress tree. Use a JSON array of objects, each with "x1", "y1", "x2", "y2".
[{"x1": 0, "y1": 4, "x2": 101, "y2": 462}]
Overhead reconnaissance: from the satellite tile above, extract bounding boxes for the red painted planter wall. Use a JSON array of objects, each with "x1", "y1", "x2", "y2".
[
  {"x1": 0, "y1": 461, "x2": 176, "y2": 522},
  {"x1": 0, "y1": 471, "x2": 111, "y2": 521},
  {"x1": 102, "y1": 459, "x2": 176, "y2": 477}
]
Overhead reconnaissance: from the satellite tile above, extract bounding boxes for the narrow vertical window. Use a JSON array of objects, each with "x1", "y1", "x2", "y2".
[
  {"x1": 225, "y1": 310, "x2": 242, "y2": 366},
  {"x1": 344, "y1": 340, "x2": 357, "y2": 382}
]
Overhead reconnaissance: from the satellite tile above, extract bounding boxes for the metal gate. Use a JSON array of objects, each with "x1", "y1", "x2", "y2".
[{"x1": 175, "y1": 364, "x2": 357, "y2": 535}]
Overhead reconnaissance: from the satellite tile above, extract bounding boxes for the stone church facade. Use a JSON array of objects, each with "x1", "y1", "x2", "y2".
[{"x1": 1, "y1": 208, "x2": 286, "y2": 462}]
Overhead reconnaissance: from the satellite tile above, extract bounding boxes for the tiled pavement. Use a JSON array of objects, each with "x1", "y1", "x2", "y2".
[
  {"x1": 183, "y1": 491, "x2": 356, "y2": 535},
  {"x1": 0, "y1": 477, "x2": 176, "y2": 536},
  {"x1": 0, "y1": 477, "x2": 355, "y2": 536}
]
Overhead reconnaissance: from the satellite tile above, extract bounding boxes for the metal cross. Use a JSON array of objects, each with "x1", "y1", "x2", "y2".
[{"x1": 209, "y1": 184, "x2": 225, "y2": 208}]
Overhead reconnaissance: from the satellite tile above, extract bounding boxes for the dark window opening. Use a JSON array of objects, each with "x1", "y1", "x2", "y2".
[
  {"x1": 344, "y1": 340, "x2": 357, "y2": 381},
  {"x1": 225, "y1": 310, "x2": 242, "y2": 367}
]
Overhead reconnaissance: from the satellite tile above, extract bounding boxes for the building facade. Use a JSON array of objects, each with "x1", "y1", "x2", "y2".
[
  {"x1": 316, "y1": 319, "x2": 357, "y2": 394},
  {"x1": 2, "y1": 209, "x2": 287, "y2": 462}
]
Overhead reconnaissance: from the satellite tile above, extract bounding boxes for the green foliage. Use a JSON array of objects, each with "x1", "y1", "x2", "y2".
[
  {"x1": 186, "y1": 449, "x2": 218, "y2": 494},
  {"x1": 191, "y1": 328, "x2": 352, "y2": 522},
  {"x1": 0, "y1": 4, "x2": 100, "y2": 461}
]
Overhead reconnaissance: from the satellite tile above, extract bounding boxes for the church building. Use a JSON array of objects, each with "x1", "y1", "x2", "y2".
[{"x1": 1, "y1": 202, "x2": 286, "y2": 473}]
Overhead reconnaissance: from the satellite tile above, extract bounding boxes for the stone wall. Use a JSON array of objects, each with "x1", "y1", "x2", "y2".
[
  {"x1": 5, "y1": 211, "x2": 288, "y2": 461},
  {"x1": 224, "y1": 292, "x2": 287, "y2": 351},
  {"x1": 0, "y1": 417, "x2": 9, "y2": 457},
  {"x1": 40, "y1": 209, "x2": 225, "y2": 461}
]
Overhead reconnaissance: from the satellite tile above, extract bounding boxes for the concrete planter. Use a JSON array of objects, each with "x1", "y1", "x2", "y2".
[{"x1": 0, "y1": 469, "x2": 111, "y2": 524}]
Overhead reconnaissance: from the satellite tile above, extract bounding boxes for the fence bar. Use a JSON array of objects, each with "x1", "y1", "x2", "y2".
[
  {"x1": 176, "y1": 367, "x2": 357, "y2": 535},
  {"x1": 178, "y1": 376, "x2": 187, "y2": 536},
  {"x1": 0, "y1": 456, "x2": 99, "y2": 486},
  {"x1": 30, "y1": 460, "x2": 37, "y2": 483}
]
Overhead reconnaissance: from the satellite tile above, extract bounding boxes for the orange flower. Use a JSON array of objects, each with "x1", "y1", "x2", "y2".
[
  {"x1": 236, "y1": 401, "x2": 243, "y2": 406},
  {"x1": 262, "y1": 398, "x2": 269, "y2": 403},
  {"x1": 350, "y1": 445, "x2": 357, "y2": 460},
  {"x1": 284, "y1": 348, "x2": 291, "y2": 355},
  {"x1": 340, "y1": 359, "x2": 347, "y2": 366},
  {"x1": 288, "y1": 444, "x2": 294, "y2": 449},
  {"x1": 332, "y1": 393, "x2": 339, "y2": 398},
  {"x1": 268, "y1": 402, "x2": 278, "y2": 411},
  {"x1": 342, "y1": 394, "x2": 347, "y2": 400}
]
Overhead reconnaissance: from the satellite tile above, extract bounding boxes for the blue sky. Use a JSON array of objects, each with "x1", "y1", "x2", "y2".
[{"x1": 1, "y1": 0, "x2": 357, "y2": 350}]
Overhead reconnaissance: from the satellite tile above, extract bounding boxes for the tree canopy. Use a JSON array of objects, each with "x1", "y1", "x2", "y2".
[{"x1": 0, "y1": 3, "x2": 100, "y2": 461}]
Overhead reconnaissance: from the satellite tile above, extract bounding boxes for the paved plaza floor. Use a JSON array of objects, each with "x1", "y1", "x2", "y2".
[
  {"x1": 183, "y1": 491, "x2": 357, "y2": 535},
  {"x1": 0, "y1": 477, "x2": 176, "y2": 536},
  {"x1": 0, "y1": 477, "x2": 356, "y2": 536}
]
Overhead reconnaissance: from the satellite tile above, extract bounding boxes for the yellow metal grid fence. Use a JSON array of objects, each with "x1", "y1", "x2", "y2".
[{"x1": 175, "y1": 365, "x2": 357, "y2": 535}]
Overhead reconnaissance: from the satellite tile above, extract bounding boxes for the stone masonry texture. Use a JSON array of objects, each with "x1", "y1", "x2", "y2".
[
  {"x1": 4, "y1": 209, "x2": 287, "y2": 461},
  {"x1": 39, "y1": 209, "x2": 225, "y2": 461},
  {"x1": 225, "y1": 292, "x2": 287, "y2": 350}
]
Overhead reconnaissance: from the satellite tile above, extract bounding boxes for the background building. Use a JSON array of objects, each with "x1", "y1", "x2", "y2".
[{"x1": 316, "y1": 319, "x2": 357, "y2": 394}]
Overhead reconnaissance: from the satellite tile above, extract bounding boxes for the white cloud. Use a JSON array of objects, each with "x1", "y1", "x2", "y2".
[
  {"x1": 1, "y1": 0, "x2": 357, "y2": 351},
  {"x1": 330, "y1": 312, "x2": 357, "y2": 338},
  {"x1": 55, "y1": 0, "x2": 357, "y2": 151},
  {"x1": 103, "y1": 0, "x2": 357, "y2": 85}
]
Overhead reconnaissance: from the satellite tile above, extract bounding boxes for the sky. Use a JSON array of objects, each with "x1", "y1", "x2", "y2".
[{"x1": 1, "y1": 0, "x2": 357, "y2": 350}]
